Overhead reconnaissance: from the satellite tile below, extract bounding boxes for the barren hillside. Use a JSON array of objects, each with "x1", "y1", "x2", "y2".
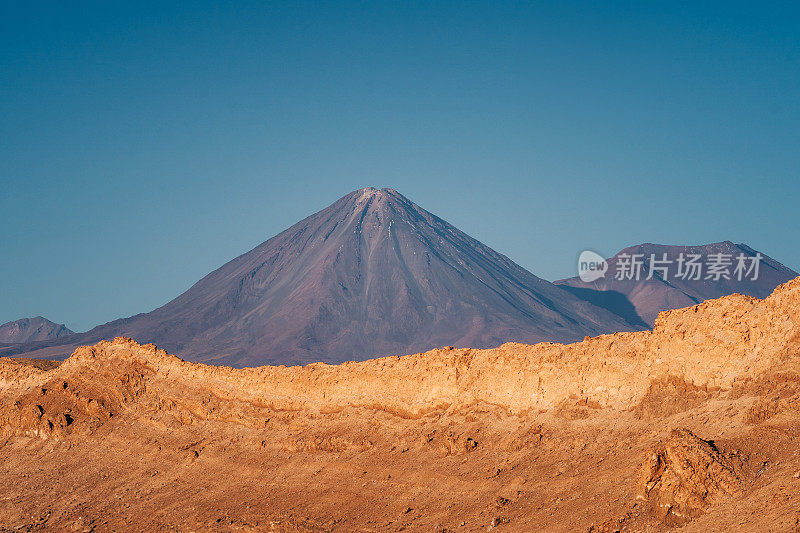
[
  {"x1": 0, "y1": 317, "x2": 72, "y2": 344},
  {"x1": 2, "y1": 278, "x2": 800, "y2": 531}
]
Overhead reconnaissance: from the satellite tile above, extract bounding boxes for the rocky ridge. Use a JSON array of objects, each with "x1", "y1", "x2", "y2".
[{"x1": 1, "y1": 278, "x2": 800, "y2": 531}]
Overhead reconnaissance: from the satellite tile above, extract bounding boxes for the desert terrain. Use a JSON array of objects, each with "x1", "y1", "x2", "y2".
[{"x1": 3, "y1": 278, "x2": 800, "y2": 532}]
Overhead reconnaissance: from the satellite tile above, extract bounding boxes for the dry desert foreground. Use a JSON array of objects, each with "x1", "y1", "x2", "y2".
[{"x1": 3, "y1": 279, "x2": 800, "y2": 532}]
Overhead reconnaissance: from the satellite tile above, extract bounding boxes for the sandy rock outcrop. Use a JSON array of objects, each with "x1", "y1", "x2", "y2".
[
  {"x1": 636, "y1": 429, "x2": 745, "y2": 524},
  {"x1": 1, "y1": 278, "x2": 799, "y2": 438},
  {"x1": 1, "y1": 278, "x2": 800, "y2": 531},
  {"x1": 0, "y1": 355, "x2": 146, "y2": 440}
]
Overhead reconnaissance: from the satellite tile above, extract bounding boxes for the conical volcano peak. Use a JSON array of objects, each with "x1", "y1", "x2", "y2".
[
  {"x1": 353, "y1": 186, "x2": 386, "y2": 205},
  {"x1": 347, "y1": 187, "x2": 419, "y2": 225},
  {"x1": 351, "y1": 187, "x2": 407, "y2": 206},
  {"x1": 11, "y1": 187, "x2": 637, "y2": 366},
  {"x1": 353, "y1": 186, "x2": 400, "y2": 194}
]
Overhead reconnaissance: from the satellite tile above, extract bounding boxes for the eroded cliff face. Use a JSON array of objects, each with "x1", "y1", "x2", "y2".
[
  {"x1": 7, "y1": 277, "x2": 797, "y2": 417},
  {"x1": 1, "y1": 278, "x2": 800, "y2": 531}
]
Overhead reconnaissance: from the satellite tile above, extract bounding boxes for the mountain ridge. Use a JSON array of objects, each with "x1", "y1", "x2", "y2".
[
  {"x1": 0, "y1": 188, "x2": 635, "y2": 366},
  {"x1": 555, "y1": 241, "x2": 798, "y2": 326},
  {"x1": 6, "y1": 191, "x2": 797, "y2": 366},
  {"x1": 0, "y1": 317, "x2": 73, "y2": 344}
]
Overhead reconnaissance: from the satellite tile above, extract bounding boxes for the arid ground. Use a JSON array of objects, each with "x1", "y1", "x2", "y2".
[{"x1": 3, "y1": 279, "x2": 800, "y2": 532}]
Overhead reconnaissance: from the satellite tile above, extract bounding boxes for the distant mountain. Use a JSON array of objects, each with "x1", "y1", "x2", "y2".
[
  {"x1": 555, "y1": 242, "x2": 798, "y2": 327},
  {"x1": 0, "y1": 317, "x2": 73, "y2": 344},
  {"x1": 1, "y1": 188, "x2": 635, "y2": 366}
]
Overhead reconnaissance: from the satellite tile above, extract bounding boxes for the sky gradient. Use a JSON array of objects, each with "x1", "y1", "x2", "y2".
[{"x1": 2, "y1": 1, "x2": 799, "y2": 332}]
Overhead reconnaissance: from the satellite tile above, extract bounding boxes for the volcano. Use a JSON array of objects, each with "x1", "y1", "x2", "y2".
[{"x1": 2, "y1": 188, "x2": 634, "y2": 366}]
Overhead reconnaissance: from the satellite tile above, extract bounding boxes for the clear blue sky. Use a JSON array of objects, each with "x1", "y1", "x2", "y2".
[{"x1": 2, "y1": 1, "x2": 798, "y2": 332}]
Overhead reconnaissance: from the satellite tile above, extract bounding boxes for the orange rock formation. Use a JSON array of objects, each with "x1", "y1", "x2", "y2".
[{"x1": 2, "y1": 278, "x2": 800, "y2": 531}]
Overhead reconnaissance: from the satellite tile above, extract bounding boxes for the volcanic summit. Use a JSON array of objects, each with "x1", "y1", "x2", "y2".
[{"x1": 14, "y1": 188, "x2": 630, "y2": 366}]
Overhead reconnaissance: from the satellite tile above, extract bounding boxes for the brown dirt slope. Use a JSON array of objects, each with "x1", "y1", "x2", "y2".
[{"x1": 1, "y1": 278, "x2": 800, "y2": 532}]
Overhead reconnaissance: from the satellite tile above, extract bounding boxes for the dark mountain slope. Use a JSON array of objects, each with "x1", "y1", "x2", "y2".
[
  {"x1": 0, "y1": 317, "x2": 73, "y2": 344},
  {"x1": 556, "y1": 241, "x2": 798, "y2": 326}
]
